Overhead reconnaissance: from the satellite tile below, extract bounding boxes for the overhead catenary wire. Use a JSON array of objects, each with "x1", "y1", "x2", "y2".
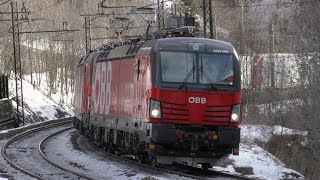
[
  {"x1": 193, "y1": 0, "x2": 320, "y2": 8},
  {"x1": 0, "y1": 0, "x2": 10, "y2": 6}
]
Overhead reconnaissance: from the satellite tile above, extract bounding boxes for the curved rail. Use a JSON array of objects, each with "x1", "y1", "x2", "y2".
[
  {"x1": 38, "y1": 127, "x2": 94, "y2": 180},
  {"x1": 1, "y1": 118, "x2": 73, "y2": 179}
]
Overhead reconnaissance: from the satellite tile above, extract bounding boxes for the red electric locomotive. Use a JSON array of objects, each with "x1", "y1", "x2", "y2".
[{"x1": 74, "y1": 27, "x2": 242, "y2": 169}]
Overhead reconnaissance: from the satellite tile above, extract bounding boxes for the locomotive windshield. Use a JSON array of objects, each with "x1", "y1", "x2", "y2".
[{"x1": 160, "y1": 51, "x2": 234, "y2": 89}]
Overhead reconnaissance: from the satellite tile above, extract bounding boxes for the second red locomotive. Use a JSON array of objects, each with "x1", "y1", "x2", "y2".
[{"x1": 74, "y1": 26, "x2": 242, "y2": 169}]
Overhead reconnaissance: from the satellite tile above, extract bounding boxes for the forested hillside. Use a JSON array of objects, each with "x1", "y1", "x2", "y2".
[{"x1": 0, "y1": 0, "x2": 151, "y2": 97}]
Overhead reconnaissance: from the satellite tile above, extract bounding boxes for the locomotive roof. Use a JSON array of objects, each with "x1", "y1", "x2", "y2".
[
  {"x1": 79, "y1": 37, "x2": 235, "y2": 65},
  {"x1": 156, "y1": 38, "x2": 234, "y2": 52}
]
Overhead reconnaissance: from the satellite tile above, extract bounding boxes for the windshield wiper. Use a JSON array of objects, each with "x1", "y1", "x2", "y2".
[
  {"x1": 178, "y1": 57, "x2": 196, "y2": 90},
  {"x1": 200, "y1": 57, "x2": 218, "y2": 91}
]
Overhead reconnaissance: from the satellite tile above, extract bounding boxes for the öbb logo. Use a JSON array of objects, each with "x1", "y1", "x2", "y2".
[
  {"x1": 93, "y1": 61, "x2": 112, "y2": 115},
  {"x1": 188, "y1": 97, "x2": 206, "y2": 104}
]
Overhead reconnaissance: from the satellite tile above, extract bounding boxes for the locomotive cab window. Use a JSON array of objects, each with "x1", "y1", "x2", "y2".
[
  {"x1": 199, "y1": 53, "x2": 233, "y2": 85},
  {"x1": 159, "y1": 51, "x2": 234, "y2": 90},
  {"x1": 160, "y1": 52, "x2": 196, "y2": 83}
]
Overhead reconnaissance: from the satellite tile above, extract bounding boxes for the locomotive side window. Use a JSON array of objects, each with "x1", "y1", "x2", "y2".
[{"x1": 137, "y1": 59, "x2": 141, "y2": 81}]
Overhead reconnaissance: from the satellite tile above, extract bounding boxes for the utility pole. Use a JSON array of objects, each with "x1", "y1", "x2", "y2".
[
  {"x1": 11, "y1": 1, "x2": 25, "y2": 126},
  {"x1": 239, "y1": 0, "x2": 253, "y2": 54},
  {"x1": 202, "y1": 0, "x2": 214, "y2": 39},
  {"x1": 269, "y1": 22, "x2": 275, "y2": 89},
  {"x1": 84, "y1": 17, "x2": 91, "y2": 53},
  {"x1": 157, "y1": 0, "x2": 164, "y2": 29},
  {"x1": 240, "y1": 0, "x2": 244, "y2": 54}
]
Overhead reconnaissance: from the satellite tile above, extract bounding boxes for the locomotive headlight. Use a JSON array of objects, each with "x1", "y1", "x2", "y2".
[
  {"x1": 231, "y1": 113, "x2": 238, "y2": 121},
  {"x1": 151, "y1": 109, "x2": 160, "y2": 117},
  {"x1": 150, "y1": 99, "x2": 161, "y2": 119},
  {"x1": 230, "y1": 104, "x2": 241, "y2": 122}
]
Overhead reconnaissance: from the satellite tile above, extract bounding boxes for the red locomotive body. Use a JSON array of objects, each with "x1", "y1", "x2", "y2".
[{"x1": 74, "y1": 31, "x2": 242, "y2": 169}]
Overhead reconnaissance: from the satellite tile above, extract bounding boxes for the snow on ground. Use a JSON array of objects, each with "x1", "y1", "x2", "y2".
[
  {"x1": 46, "y1": 129, "x2": 189, "y2": 180},
  {"x1": 211, "y1": 124, "x2": 305, "y2": 180},
  {"x1": 230, "y1": 144, "x2": 302, "y2": 180},
  {"x1": 241, "y1": 124, "x2": 307, "y2": 143},
  {"x1": 8, "y1": 74, "x2": 72, "y2": 124},
  {"x1": 23, "y1": 70, "x2": 74, "y2": 114}
]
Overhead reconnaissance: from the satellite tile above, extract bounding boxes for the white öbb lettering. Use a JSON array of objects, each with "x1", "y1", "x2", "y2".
[{"x1": 188, "y1": 97, "x2": 206, "y2": 104}]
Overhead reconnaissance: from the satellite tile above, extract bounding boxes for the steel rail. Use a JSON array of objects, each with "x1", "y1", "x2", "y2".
[
  {"x1": 38, "y1": 127, "x2": 94, "y2": 180},
  {"x1": 1, "y1": 118, "x2": 73, "y2": 180}
]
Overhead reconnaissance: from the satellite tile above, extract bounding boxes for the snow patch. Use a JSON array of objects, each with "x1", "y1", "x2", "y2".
[
  {"x1": 7, "y1": 73, "x2": 72, "y2": 124},
  {"x1": 212, "y1": 125, "x2": 305, "y2": 180},
  {"x1": 241, "y1": 124, "x2": 307, "y2": 143}
]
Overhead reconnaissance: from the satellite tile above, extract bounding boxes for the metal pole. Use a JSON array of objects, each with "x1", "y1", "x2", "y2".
[
  {"x1": 240, "y1": 0, "x2": 244, "y2": 54},
  {"x1": 157, "y1": 0, "x2": 160, "y2": 30},
  {"x1": 85, "y1": 17, "x2": 91, "y2": 53},
  {"x1": 209, "y1": 0, "x2": 213, "y2": 39},
  {"x1": 161, "y1": 0, "x2": 164, "y2": 28},
  {"x1": 270, "y1": 22, "x2": 275, "y2": 88},
  {"x1": 11, "y1": 1, "x2": 24, "y2": 126},
  {"x1": 203, "y1": 0, "x2": 214, "y2": 39},
  {"x1": 203, "y1": 0, "x2": 207, "y2": 38}
]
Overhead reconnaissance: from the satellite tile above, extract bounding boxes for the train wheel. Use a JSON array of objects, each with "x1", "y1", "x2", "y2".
[
  {"x1": 73, "y1": 118, "x2": 76, "y2": 128},
  {"x1": 107, "y1": 143, "x2": 116, "y2": 154},
  {"x1": 79, "y1": 123, "x2": 84, "y2": 135},
  {"x1": 89, "y1": 126, "x2": 94, "y2": 141},
  {"x1": 136, "y1": 152, "x2": 147, "y2": 164},
  {"x1": 150, "y1": 156, "x2": 159, "y2": 167},
  {"x1": 201, "y1": 163, "x2": 211, "y2": 170},
  {"x1": 115, "y1": 150, "x2": 120, "y2": 156}
]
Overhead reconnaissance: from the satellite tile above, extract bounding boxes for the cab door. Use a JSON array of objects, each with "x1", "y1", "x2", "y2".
[
  {"x1": 134, "y1": 57, "x2": 143, "y2": 120},
  {"x1": 82, "y1": 63, "x2": 90, "y2": 113}
]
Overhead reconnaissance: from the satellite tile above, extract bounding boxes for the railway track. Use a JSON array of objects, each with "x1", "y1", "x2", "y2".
[
  {"x1": 85, "y1": 135, "x2": 256, "y2": 180},
  {"x1": 39, "y1": 126, "x2": 94, "y2": 180},
  {"x1": 1, "y1": 118, "x2": 257, "y2": 180},
  {"x1": 1, "y1": 118, "x2": 89, "y2": 180},
  {"x1": 1, "y1": 119, "x2": 173, "y2": 180}
]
